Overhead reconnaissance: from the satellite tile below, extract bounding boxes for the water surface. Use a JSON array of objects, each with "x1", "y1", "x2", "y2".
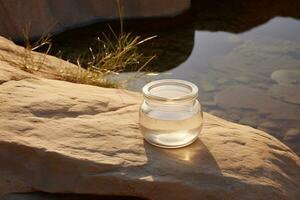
[{"x1": 51, "y1": 1, "x2": 300, "y2": 155}]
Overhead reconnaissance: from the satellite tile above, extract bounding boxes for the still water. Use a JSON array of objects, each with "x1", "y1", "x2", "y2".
[
  {"x1": 51, "y1": 2, "x2": 300, "y2": 155},
  {"x1": 114, "y1": 17, "x2": 300, "y2": 155}
]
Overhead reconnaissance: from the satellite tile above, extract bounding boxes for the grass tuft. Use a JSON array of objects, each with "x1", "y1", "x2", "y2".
[
  {"x1": 0, "y1": 25, "x2": 52, "y2": 73},
  {"x1": 0, "y1": 3, "x2": 156, "y2": 88},
  {"x1": 76, "y1": 28, "x2": 156, "y2": 87},
  {"x1": 57, "y1": 65, "x2": 119, "y2": 88}
]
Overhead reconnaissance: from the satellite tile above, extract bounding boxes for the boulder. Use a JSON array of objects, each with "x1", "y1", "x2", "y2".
[
  {"x1": 0, "y1": 0, "x2": 190, "y2": 40},
  {"x1": 0, "y1": 36, "x2": 300, "y2": 200},
  {"x1": 0, "y1": 35, "x2": 76, "y2": 84}
]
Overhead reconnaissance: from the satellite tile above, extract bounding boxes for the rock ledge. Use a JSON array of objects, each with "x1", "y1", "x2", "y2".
[{"x1": 0, "y1": 36, "x2": 300, "y2": 200}]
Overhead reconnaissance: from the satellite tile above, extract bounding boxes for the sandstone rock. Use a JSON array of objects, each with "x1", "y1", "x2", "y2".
[
  {"x1": 0, "y1": 0, "x2": 190, "y2": 40},
  {"x1": 0, "y1": 36, "x2": 76, "y2": 83},
  {"x1": 1, "y1": 78, "x2": 300, "y2": 200},
  {"x1": 269, "y1": 84, "x2": 300, "y2": 105},
  {"x1": 0, "y1": 36, "x2": 300, "y2": 200},
  {"x1": 271, "y1": 69, "x2": 300, "y2": 85}
]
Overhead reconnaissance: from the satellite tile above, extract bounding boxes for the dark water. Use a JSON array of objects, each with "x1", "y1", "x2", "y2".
[{"x1": 51, "y1": 0, "x2": 300, "y2": 155}]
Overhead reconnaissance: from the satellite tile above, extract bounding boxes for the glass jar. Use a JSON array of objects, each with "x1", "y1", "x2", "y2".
[{"x1": 139, "y1": 79, "x2": 203, "y2": 148}]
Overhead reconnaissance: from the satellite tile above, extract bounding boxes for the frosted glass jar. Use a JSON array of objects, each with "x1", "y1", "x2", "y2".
[{"x1": 139, "y1": 79, "x2": 203, "y2": 148}]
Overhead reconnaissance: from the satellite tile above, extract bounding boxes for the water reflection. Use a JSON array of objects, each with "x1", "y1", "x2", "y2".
[
  {"x1": 51, "y1": 1, "x2": 300, "y2": 155},
  {"x1": 122, "y1": 17, "x2": 300, "y2": 155}
]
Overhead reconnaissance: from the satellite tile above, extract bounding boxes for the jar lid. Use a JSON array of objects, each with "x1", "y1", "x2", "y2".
[{"x1": 142, "y1": 79, "x2": 198, "y2": 102}]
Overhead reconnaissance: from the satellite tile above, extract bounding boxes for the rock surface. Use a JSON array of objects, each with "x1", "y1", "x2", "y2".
[
  {"x1": 0, "y1": 36, "x2": 300, "y2": 200},
  {"x1": 0, "y1": 0, "x2": 190, "y2": 40}
]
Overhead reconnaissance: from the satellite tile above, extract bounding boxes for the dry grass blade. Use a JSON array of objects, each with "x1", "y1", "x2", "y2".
[
  {"x1": 0, "y1": 29, "x2": 52, "y2": 73},
  {"x1": 72, "y1": 20, "x2": 157, "y2": 88},
  {"x1": 0, "y1": 5, "x2": 156, "y2": 88}
]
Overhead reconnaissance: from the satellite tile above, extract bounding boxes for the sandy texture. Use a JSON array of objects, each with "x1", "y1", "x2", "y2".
[{"x1": 0, "y1": 36, "x2": 300, "y2": 200}]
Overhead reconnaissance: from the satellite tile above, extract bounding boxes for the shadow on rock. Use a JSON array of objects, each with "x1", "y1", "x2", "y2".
[{"x1": 143, "y1": 138, "x2": 222, "y2": 182}]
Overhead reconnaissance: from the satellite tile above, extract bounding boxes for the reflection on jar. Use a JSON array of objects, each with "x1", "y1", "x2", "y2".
[{"x1": 139, "y1": 79, "x2": 203, "y2": 148}]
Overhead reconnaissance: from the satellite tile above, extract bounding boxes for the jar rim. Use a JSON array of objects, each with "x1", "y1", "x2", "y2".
[{"x1": 142, "y1": 79, "x2": 198, "y2": 102}]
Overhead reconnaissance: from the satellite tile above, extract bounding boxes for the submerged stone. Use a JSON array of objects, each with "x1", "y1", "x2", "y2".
[
  {"x1": 271, "y1": 69, "x2": 300, "y2": 85},
  {"x1": 268, "y1": 84, "x2": 300, "y2": 105}
]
